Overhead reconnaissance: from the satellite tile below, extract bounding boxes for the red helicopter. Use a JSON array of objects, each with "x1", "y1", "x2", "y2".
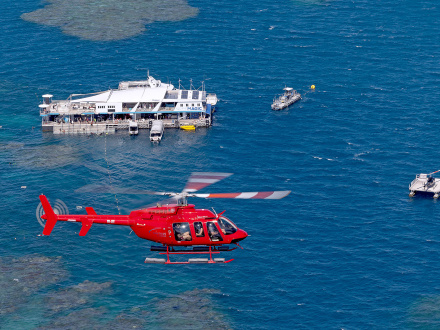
[{"x1": 39, "y1": 172, "x2": 290, "y2": 264}]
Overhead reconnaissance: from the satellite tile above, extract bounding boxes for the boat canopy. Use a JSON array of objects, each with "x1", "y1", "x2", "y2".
[{"x1": 151, "y1": 120, "x2": 164, "y2": 133}]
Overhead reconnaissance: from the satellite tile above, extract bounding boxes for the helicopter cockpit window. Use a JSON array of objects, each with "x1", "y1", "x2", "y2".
[
  {"x1": 173, "y1": 222, "x2": 192, "y2": 241},
  {"x1": 194, "y1": 222, "x2": 205, "y2": 237},
  {"x1": 207, "y1": 222, "x2": 223, "y2": 241},
  {"x1": 218, "y1": 217, "x2": 237, "y2": 235}
]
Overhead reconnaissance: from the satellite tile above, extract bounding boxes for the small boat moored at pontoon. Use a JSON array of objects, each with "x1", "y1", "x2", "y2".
[
  {"x1": 129, "y1": 121, "x2": 139, "y2": 135},
  {"x1": 150, "y1": 120, "x2": 164, "y2": 142},
  {"x1": 180, "y1": 125, "x2": 195, "y2": 131}
]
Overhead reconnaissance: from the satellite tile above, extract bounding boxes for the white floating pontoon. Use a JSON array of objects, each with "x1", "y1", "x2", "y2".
[
  {"x1": 39, "y1": 75, "x2": 217, "y2": 134},
  {"x1": 409, "y1": 172, "x2": 440, "y2": 198}
]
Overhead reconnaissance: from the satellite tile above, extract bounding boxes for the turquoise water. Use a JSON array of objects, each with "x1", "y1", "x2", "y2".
[{"x1": 1, "y1": 0, "x2": 440, "y2": 328}]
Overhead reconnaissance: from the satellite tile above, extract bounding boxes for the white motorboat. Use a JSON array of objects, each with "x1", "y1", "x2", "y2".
[
  {"x1": 150, "y1": 120, "x2": 164, "y2": 142},
  {"x1": 409, "y1": 172, "x2": 440, "y2": 198},
  {"x1": 129, "y1": 121, "x2": 138, "y2": 135},
  {"x1": 271, "y1": 87, "x2": 301, "y2": 110}
]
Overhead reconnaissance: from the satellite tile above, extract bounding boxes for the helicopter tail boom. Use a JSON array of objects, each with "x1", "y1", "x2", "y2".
[{"x1": 40, "y1": 195, "x2": 134, "y2": 236}]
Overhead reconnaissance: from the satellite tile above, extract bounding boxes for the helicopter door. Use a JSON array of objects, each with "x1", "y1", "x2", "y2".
[{"x1": 207, "y1": 222, "x2": 223, "y2": 242}]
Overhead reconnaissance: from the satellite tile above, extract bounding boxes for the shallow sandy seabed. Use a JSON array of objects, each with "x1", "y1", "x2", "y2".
[{"x1": 21, "y1": 0, "x2": 199, "y2": 41}]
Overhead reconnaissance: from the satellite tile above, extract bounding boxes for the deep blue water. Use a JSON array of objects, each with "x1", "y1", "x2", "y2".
[{"x1": 1, "y1": 0, "x2": 440, "y2": 328}]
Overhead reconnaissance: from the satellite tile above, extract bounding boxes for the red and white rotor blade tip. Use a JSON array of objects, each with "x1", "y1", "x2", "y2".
[
  {"x1": 183, "y1": 172, "x2": 233, "y2": 193},
  {"x1": 193, "y1": 191, "x2": 291, "y2": 199}
]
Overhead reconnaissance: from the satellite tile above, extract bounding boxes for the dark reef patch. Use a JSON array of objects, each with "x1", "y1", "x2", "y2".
[{"x1": 21, "y1": 0, "x2": 199, "y2": 41}]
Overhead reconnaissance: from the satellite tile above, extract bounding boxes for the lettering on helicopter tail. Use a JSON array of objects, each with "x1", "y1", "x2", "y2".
[{"x1": 106, "y1": 220, "x2": 116, "y2": 224}]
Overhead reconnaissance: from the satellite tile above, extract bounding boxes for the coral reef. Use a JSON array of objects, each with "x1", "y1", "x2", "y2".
[{"x1": 22, "y1": 0, "x2": 199, "y2": 41}]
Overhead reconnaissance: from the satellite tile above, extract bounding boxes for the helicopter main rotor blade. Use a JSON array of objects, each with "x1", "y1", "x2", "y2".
[
  {"x1": 182, "y1": 172, "x2": 233, "y2": 192},
  {"x1": 76, "y1": 172, "x2": 233, "y2": 195},
  {"x1": 190, "y1": 191, "x2": 291, "y2": 199},
  {"x1": 75, "y1": 184, "x2": 159, "y2": 195}
]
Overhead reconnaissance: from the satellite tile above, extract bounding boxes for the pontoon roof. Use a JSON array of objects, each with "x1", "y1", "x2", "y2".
[{"x1": 72, "y1": 87, "x2": 169, "y2": 103}]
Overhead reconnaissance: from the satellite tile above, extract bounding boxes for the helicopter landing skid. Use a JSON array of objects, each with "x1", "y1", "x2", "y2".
[{"x1": 145, "y1": 245, "x2": 235, "y2": 264}]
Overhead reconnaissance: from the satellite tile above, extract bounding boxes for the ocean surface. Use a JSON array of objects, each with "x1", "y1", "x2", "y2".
[{"x1": 1, "y1": 0, "x2": 440, "y2": 328}]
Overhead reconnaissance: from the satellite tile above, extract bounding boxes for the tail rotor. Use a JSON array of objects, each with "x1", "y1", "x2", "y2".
[{"x1": 36, "y1": 197, "x2": 68, "y2": 232}]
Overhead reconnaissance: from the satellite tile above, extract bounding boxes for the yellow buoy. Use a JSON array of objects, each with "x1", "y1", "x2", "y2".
[{"x1": 311, "y1": 85, "x2": 315, "y2": 90}]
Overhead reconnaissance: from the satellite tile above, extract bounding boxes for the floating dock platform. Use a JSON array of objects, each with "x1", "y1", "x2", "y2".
[
  {"x1": 39, "y1": 75, "x2": 217, "y2": 134},
  {"x1": 43, "y1": 118, "x2": 210, "y2": 135}
]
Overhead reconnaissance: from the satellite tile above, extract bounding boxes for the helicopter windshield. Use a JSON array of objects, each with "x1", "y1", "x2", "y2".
[{"x1": 218, "y1": 217, "x2": 237, "y2": 235}]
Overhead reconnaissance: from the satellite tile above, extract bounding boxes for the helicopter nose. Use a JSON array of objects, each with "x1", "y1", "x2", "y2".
[
  {"x1": 239, "y1": 229, "x2": 248, "y2": 239},
  {"x1": 231, "y1": 229, "x2": 248, "y2": 243}
]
